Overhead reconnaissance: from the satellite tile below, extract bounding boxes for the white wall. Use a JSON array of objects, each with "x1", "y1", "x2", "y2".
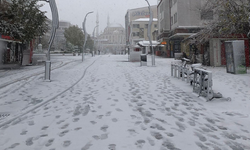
[{"x1": 209, "y1": 38, "x2": 221, "y2": 67}]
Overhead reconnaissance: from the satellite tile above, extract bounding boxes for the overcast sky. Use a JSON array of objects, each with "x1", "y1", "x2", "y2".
[{"x1": 38, "y1": 0, "x2": 157, "y2": 34}]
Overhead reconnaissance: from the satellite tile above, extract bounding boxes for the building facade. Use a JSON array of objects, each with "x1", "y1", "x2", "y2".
[
  {"x1": 157, "y1": 0, "x2": 204, "y2": 58},
  {"x1": 125, "y1": 5, "x2": 159, "y2": 61},
  {"x1": 97, "y1": 23, "x2": 126, "y2": 54},
  {"x1": 157, "y1": 0, "x2": 249, "y2": 67},
  {"x1": 125, "y1": 6, "x2": 158, "y2": 47}
]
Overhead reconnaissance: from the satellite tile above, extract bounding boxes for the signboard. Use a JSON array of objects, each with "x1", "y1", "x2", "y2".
[
  {"x1": 129, "y1": 5, "x2": 157, "y2": 21},
  {"x1": 225, "y1": 40, "x2": 247, "y2": 74}
]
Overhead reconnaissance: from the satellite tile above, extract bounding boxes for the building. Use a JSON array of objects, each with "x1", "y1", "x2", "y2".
[
  {"x1": 157, "y1": 0, "x2": 249, "y2": 67},
  {"x1": 97, "y1": 17, "x2": 126, "y2": 54},
  {"x1": 125, "y1": 6, "x2": 158, "y2": 61},
  {"x1": 0, "y1": 0, "x2": 32, "y2": 67},
  {"x1": 125, "y1": 5, "x2": 158, "y2": 46},
  {"x1": 157, "y1": 0, "x2": 203, "y2": 58}
]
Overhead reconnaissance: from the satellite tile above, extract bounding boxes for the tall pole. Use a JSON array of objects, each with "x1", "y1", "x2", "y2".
[
  {"x1": 145, "y1": 0, "x2": 155, "y2": 66},
  {"x1": 41, "y1": 0, "x2": 59, "y2": 81},
  {"x1": 92, "y1": 25, "x2": 98, "y2": 56},
  {"x1": 92, "y1": 25, "x2": 98, "y2": 38},
  {"x1": 82, "y1": 11, "x2": 94, "y2": 62}
]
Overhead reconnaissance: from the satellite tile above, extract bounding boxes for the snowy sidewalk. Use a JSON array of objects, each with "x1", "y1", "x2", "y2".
[{"x1": 0, "y1": 55, "x2": 249, "y2": 150}]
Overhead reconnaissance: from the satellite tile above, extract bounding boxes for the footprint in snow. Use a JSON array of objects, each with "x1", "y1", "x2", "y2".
[
  {"x1": 45, "y1": 138, "x2": 54, "y2": 147},
  {"x1": 8, "y1": 143, "x2": 20, "y2": 149},
  {"x1": 116, "y1": 108, "x2": 123, "y2": 112},
  {"x1": 59, "y1": 130, "x2": 69, "y2": 137},
  {"x1": 73, "y1": 118, "x2": 79, "y2": 122},
  {"x1": 60, "y1": 123, "x2": 69, "y2": 129},
  {"x1": 108, "y1": 144, "x2": 116, "y2": 150},
  {"x1": 106, "y1": 111, "x2": 112, "y2": 116},
  {"x1": 147, "y1": 137, "x2": 155, "y2": 146},
  {"x1": 90, "y1": 121, "x2": 97, "y2": 124},
  {"x1": 151, "y1": 131, "x2": 163, "y2": 140},
  {"x1": 28, "y1": 120, "x2": 35, "y2": 126},
  {"x1": 41, "y1": 126, "x2": 49, "y2": 130},
  {"x1": 100, "y1": 125, "x2": 109, "y2": 132},
  {"x1": 75, "y1": 127, "x2": 82, "y2": 131},
  {"x1": 175, "y1": 121, "x2": 186, "y2": 131},
  {"x1": 97, "y1": 115, "x2": 103, "y2": 119},
  {"x1": 26, "y1": 137, "x2": 33, "y2": 146},
  {"x1": 63, "y1": 140, "x2": 71, "y2": 147},
  {"x1": 194, "y1": 132, "x2": 207, "y2": 142},
  {"x1": 135, "y1": 140, "x2": 146, "y2": 148},
  {"x1": 81, "y1": 142, "x2": 93, "y2": 150},
  {"x1": 112, "y1": 118, "x2": 118, "y2": 122},
  {"x1": 20, "y1": 130, "x2": 28, "y2": 135},
  {"x1": 57, "y1": 120, "x2": 65, "y2": 124}
]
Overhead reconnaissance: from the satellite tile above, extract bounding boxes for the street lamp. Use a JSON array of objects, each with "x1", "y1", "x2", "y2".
[
  {"x1": 92, "y1": 25, "x2": 99, "y2": 37},
  {"x1": 41, "y1": 0, "x2": 59, "y2": 81},
  {"x1": 92, "y1": 25, "x2": 98, "y2": 56},
  {"x1": 82, "y1": 11, "x2": 94, "y2": 61},
  {"x1": 145, "y1": 0, "x2": 155, "y2": 66}
]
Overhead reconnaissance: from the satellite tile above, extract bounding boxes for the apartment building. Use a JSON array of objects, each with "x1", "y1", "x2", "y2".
[
  {"x1": 158, "y1": 0, "x2": 249, "y2": 67},
  {"x1": 158, "y1": 0, "x2": 203, "y2": 58},
  {"x1": 125, "y1": 6, "x2": 158, "y2": 47}
]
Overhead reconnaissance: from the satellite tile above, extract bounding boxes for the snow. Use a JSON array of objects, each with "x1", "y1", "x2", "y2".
[
  {"x1": 137, "y1": 40, "x2": 160, "y2": 47},
  {"x1": 134, "y1": 18, "x2": 158, "y2": 22},
  {"x1": 0, "y1": 54, "x2": 249, "y2": 150}
]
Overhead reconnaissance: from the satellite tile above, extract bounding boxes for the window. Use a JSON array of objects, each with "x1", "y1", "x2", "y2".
[
  {"x1": 133, "y1": 24, "x2": 139, "y2": 28},
  {"x1": 174, "y1": 13, "x2": 177, "y2": 23},
  {"x1": 171, "y1": 16, "x2": 173, "y2": 25},
  {"x1": 154, "y1": 24, "x2": 157, "y2": 28},
  {"x1": 145, "y1": 24, "x2": 148, "y2": 28},
  {"x1": 201, "y1": 10, "x2": 213, "y2": 20},
  {"x1": 133, "y1": 32, "x2": 139, "y2": 37}
]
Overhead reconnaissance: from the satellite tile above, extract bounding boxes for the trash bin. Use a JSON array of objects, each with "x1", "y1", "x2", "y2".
[{"x1": 140, "y1": 54, "x2": 147, "y2": 66}]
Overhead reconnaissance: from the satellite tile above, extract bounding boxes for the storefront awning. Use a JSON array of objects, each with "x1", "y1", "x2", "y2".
[{"x1": 137, "y1": 41, "x2": 160, "y2": 47}]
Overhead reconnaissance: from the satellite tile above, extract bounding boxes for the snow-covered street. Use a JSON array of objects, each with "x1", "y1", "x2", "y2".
[{"x1": 0, "y1": 54, "x2": 249, "y2": 150}]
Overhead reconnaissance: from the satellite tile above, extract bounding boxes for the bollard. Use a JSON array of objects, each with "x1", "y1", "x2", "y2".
[
  {"x1": 171, "y1": 64, "x2": 173, "y2": 76},
  {"x1": 45, "y1": 61, "x2": 51, "y2": 82}
]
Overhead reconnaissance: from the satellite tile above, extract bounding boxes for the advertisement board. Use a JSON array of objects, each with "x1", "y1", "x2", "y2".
[{"x1": 225, "y1": 40, "x2": 247, "y2": 74}]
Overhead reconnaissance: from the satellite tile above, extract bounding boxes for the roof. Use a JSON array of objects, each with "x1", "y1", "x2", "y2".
[
  {"x1": 137, "y1": 40, "x2": 160, "y2": 47},
  {"x1": 108, "y1": 23, "x2": 123, "y2": 28},
  {"x1": 134, "y1": 18, "x2": 158, "y2": 22}
]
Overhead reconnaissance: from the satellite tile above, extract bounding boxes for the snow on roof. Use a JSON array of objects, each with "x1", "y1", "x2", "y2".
[
  {"x1": 108, "y1": 23, "x2": 123, "y2": 28},
  {"x1": 137, "y1": 40, "x2": 160, "y2": 47},
  {"x1": 178, "y1": 26, "x2": 202, "y2": 28},
  {"x1": 134, "y1": 18, "x2": 158, "y2": 22}
]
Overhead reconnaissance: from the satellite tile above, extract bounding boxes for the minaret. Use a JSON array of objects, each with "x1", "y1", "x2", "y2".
[
  {"x1": 96, "y1": 12, "x2": 99, "y2": 37},
  {"x1": 107, "y1": 14, "x2": 110, "y2": 27}
]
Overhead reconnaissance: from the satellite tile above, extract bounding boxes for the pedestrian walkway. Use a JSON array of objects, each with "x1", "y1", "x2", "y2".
[{"x1": 0, "y1": 55, "x2": 249, "y2": 150}]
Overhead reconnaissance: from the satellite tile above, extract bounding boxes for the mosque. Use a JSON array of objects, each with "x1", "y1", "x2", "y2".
[{"x1": 95, "y1": 14, "x2": 126, "y2": 54}]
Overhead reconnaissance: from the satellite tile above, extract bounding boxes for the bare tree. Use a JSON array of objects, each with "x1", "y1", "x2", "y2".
[{"x1": 195, "y1": 0, "x2": 250, "y2": 44}]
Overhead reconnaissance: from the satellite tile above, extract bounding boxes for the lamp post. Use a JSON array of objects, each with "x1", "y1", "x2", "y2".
[
  {"x1": 92, "y1": 25, "x2": 98, "y2": 56},
  {"x1": 82, "y1": 11, "x2": 94, "y2": 61},
  {"x1": 145, "y1": 0, "x2": 155, "y2": 66},
  {"x1": 92, "y1": 25, "x2": 98, "y2": 37},
  {"x1": 41, "y1": 0, "x2": 59, "y2": 81}
]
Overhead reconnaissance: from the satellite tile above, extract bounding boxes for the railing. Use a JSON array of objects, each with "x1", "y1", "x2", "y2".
[
  {"x1": 193, "y1": 68, "x2": 213, "y2": 101},
  {"x1": 171, "y1": 61, "x2": 214, "y2": 101}
]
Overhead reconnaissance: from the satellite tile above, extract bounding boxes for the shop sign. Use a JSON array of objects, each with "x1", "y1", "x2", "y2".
[{"x1": 1, "y1": 35, "x2": 13, "y2": 40}]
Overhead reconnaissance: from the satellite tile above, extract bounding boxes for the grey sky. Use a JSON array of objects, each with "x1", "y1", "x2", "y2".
[{"x1": 38, "y1": 0, "x2": 157, "y2": 34}]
